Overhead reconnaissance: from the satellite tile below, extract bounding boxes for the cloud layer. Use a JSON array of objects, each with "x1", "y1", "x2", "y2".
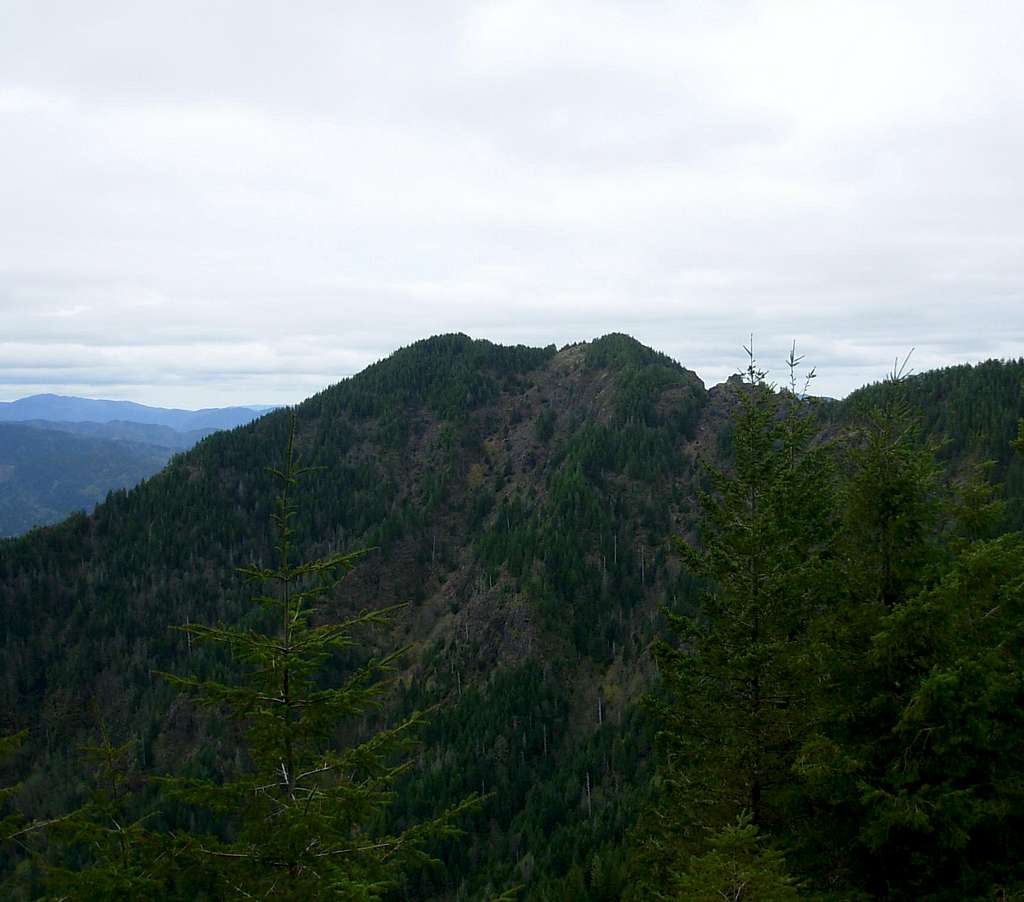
[{"x1": 2, "y1": 0, "x2": 1022, "y2": 406}]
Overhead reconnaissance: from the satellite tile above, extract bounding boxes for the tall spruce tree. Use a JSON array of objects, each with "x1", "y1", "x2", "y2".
[
  {"x1": 789, "y1": 365, "x2": 949, "y2": 888},
  {"x1": 857, "y1": 532, "x2": 1024, "y2": 899},
  {"x1": 159, "y1": 418, "x2": 477, "y2": 900},
  {"x1": 792, "y1": 366, "x2": 1024, "y2": 898},
  {"x1": 669, "y1": 813, "x2": 802, "y2": 902},
  {"x1": 840, "y1": 359, "x2": 943, "y2": 608},
  {"x1": 634, "y1": 347, "x2": 837, "y2": 897}
]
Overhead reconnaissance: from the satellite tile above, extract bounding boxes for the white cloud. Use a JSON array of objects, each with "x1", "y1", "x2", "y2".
[{"x1": 1, "y1": 0, "x2": 1022, "y2": 407}]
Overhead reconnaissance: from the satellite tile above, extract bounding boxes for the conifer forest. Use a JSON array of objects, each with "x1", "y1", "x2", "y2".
[{"x1": 2, "y1": 333, "x2": 1024, "y2": 900}]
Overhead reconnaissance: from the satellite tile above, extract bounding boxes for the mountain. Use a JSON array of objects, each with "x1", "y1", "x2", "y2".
[
  {"x1": 0, "y1": 394, "x2": 272, "y2": 431},
  {"x1": 9, "y1": 418, "x2": 215, "y2": 451},
  {"x1": 0, "y1": 397, "x2": 277, "y2": 536},
  {"x1": 0, "y1": 335, "x2": 1021, "y2": 898},
  {"x1": 0, "y1": 424, "x2": 173, "y2": 538}
]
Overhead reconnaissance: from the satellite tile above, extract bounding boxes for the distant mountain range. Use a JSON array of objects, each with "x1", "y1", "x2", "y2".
[
  {"x1": 7, "y1": 418, "x2": 214, "y2": 451},
  {"x1": 0, "y1": 393, "x2": 274, "y2": 431},
  {"x1": 0, "y1": 395, "x2": 275, "y2": 536}
]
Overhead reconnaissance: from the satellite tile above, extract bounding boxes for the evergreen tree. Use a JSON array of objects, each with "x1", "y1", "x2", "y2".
[
  {"x1": 840, "y1": 362, "x2": 943, "y2": 608},
  {"x1": 635, "y1": 347, "x2": 836, "y2": 893},
  {"x1": 862, "y1": 532, "x2": 1024, "y2": 898},
  {"x1": 0, "y1": 731, "x2": 30, "y2": 898},
  {"x1": 793, "y1": 367, "x2": 1024, "y2": 898},
  {"x1": 159, "y1": 419, "x2": 477, "y2": 899},
  {"x1": 42, "y1": 716, "x2": 173, "y2": 901},
  {"x1": 669, "y1": 813, "x2": 802, "y2": 902},
  {"x1": 788, "y1": 366, "x2": 949, "y2": 886},
  {"x1": 0, "y1": 731, "x2": 25, "y2": 844}
]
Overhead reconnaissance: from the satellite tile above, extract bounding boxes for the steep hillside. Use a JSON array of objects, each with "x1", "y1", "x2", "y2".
[
  {"x1": 1, "y1": 335, "x2": 1021, "y2": 898},
  {"x1": 0, "y1": 334, "x2": 709, "y2": 896}
]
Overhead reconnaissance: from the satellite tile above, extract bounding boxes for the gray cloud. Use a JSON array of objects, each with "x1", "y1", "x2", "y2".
[{"x1": 2, "y1": 0, "x2": 1022, "y2": 408}]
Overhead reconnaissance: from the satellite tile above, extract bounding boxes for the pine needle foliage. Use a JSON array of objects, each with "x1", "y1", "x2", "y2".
[
  {"x1": 0, "y1": 730, "x2": 26, "y2": 844},
  {"x1": 669, "y1": 812, "x2": 802, "y2": 902},
  {"x1": 0, "y1": 731, "x2": 36, "y2": 901},
  {"x1": 42, "y1": 713, "x2": 171, "y2": 901},
  {"x1": 840, "y1": 358, "x2": 944, "y2": 607},
  {"x1": 633, "y1": 345, "x2": 836, "y2": 896},
  {"x1": 159, "y1": 418, "x2": 478, "y2": 900}
]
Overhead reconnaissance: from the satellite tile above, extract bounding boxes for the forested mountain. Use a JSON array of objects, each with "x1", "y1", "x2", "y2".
[
  {"x1": 0, "y1": 397, "x2": 274, "y2": 536},
  {"x1": 10, "y1": 419, "x2": 215, "y2": 451},
  {"x1": 0, "y1": 425, "x2": 173, "y2": 538},
  {"x1": 1, "y1": 335, "x2": 1022, "y2": 899}
]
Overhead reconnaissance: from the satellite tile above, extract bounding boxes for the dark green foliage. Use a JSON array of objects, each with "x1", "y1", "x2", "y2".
[
  {"x1": 585, "y1": 333, "x2": 705, "y2": 434},
  {"x1": 3, "y1": 335, "x2": 1024, "y2": 898},
  {"x1": 0, "y1": 336, "x2": 580, "y2": 898},
  {"x1": 0, "y1": 730, "x2": 27, "y2": 887},
  {"x1": 862, "y1": 534, "x2": 1024, "y2": 897},
  {"x1": 642, "y1": 351, "x2": 1024, "y2": 902},
  {"x1": 840, "y1": 357, "x2": 1024, "y2": 461},
  {"x1": 306, "y1": 333, "x2": 556, "y2": 434},
  {"x1": 837, "y1": 357, "x2": 1024, "y2": 528},
  {"x1": 391, "y1": 664, "x2": 651, "y2": 899},
  {"x1": 840, "y1": 381, "x2": 943, "y2": 607},
  {"x1": 794, "y1": 535, "x2": 1024, "y2": 900},
  {"x1": 471, "y1": 345, "x2": 706, "y2": 663},
  {"x1": 583, "y1": 333, "x2": 674, "y2": 372},
  {"x1": 157, "y1": 422, "x2": 477, "y2": 899},
  {"x1": 669, "y1": 813, "x2": 802, "y2": 902},
  {"x1": 534, "y1": 408, "x2": 556, "y2": 443},
  {"x1": 784, "y1": 370, "x2": 1021, "y2": 898},
  {"x1": 635, "y1": 350, "x2": 836, "y2": 894},
  {"x1": 42, "y1": 717, "x2": 173, "y2": 901}
]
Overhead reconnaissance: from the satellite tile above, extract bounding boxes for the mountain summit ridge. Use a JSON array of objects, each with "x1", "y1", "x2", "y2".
[{"x1": 1, "y1": 333, "x2": 1023, "y2": 897}]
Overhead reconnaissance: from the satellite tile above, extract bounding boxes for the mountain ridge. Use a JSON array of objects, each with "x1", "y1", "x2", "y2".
[
  {"x1": 0, "y1": 423, "x2": 173, "y2": 538},
  {"x1": 1, "y1": 333, "x2": 1022, "y2": 898},
  {"x1": 0, "y1": 393, "x2": 274, "y2": 431},
  {"x1": 0, "y1": 394, "x2": 280, "y2": 536}
]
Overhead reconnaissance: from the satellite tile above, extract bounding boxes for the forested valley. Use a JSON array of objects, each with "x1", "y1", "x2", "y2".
[{"x1": 2, "y1": 333, "x2": 1023, "y2": 900}]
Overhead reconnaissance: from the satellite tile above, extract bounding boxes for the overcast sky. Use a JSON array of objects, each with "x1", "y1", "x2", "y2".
[{"x1": 2, "y1": 0, "x2": 1022, "y2": 408}]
